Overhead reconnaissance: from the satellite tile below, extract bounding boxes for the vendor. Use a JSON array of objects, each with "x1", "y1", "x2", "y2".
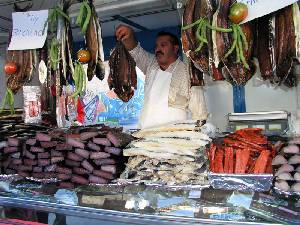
[{"x1": 115, "y1": 25, "x2": 207, "y2": 129}]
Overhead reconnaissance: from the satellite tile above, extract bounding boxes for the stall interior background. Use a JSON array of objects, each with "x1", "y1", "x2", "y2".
[{"x1": 0, "y1": 0, "x2": 299, "y2": 131}]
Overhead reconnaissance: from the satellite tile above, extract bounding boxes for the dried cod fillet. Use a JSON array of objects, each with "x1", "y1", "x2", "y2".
[
  {"x1": 126, "y1": 144, "x2": 197, "y2": 156},
  {"x1": 144, "y1": 137, "x2": 209, "y2": 148},
  {"x1": 130, "y1": 141, "x2": 199, "y2": 154},
  {"x1": 123, "y1": 148, "x2": 195, "y2": 161},
  {"x1": 133, "y1": 120, "x2": 202, "y2": 138},
  {"x1": 145, "y1": 131, "x2": 211, "y2": 141}
]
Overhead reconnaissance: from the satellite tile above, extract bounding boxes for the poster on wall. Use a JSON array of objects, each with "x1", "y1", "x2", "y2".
[{"x1": 81, "y1": 62, "x2": 144, "y2": 128}]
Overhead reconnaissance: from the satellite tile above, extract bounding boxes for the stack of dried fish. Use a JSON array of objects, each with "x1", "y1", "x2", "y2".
[
  {"x1": 121, "y1": 121, "x2": 211, "y2": 185},
  {"x1": 257, "y1": 3, "x2": 300, "y2": 87},
  {"x1": 108, "y1": 41, "x2": 137, "y2": 102},
  {"x1": 0, "y1": 126, "x2": 133, "y2": 189}
]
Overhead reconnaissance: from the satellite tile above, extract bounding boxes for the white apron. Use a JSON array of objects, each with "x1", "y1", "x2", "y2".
[{"x1": 139, "y1": 62, "x2": 187, "y2": 129}]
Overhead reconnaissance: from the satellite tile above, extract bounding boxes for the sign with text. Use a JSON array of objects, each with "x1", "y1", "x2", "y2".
[
  {"x1": 239, "y1": 0, "x2": 299, "y2": 23},
  {"x1": 8, "y1": 10, "x2": 48, "y2": 50}
]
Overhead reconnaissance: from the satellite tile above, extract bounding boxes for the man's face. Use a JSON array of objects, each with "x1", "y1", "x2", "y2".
[{"x1": 155, "y1": 35, "x2": 178, "y2": 66}]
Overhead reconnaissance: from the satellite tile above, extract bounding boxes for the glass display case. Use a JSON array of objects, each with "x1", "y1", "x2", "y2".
[{"x1": 0, "y1": 180, "x2": 299, "y2": 225}]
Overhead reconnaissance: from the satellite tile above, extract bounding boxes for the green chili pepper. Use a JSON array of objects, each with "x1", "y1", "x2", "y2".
[
  {"x1": 224, "y1": 25, "x2": 238, "y2": 59},
  {"x1": 182, "y1": 18, "x2": 202, "y2": 30}
]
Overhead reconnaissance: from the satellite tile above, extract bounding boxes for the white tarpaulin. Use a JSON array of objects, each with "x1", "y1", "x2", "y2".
[
  {"x1": 8, "y1": 10, "x2": 48, "y2": 50},
  {"x1": 239, "y1": 0, "x2": 299, "y2": 23}
]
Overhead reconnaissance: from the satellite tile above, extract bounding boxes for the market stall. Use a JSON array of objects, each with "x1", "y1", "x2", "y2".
[{"x1": 0, "y1": 0, "x2": 299, "y2": 224}]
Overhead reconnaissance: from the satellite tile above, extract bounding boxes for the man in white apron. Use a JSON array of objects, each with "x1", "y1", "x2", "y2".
[{"x1": 115, "y1": 25, "x2": 207, "y2": 129}]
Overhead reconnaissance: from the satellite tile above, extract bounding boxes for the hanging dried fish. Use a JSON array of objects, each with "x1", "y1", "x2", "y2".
[
  {"x1": 212, "y1": 0, "x2": 255, "y2": 86},
  {"x1": 79, "y1": 0, "x2": 105, "y2": 81},
  {"x1": 182, "y1": 0, "x2": 209, "y2": 73},
  {"x1": 189, "y1": 59, "x2": 204, "y2": 86},
  {"x1": 6, "y1": 50, "x2": 35, "y2": 93},
  {"x1": 275, "y1": 5, "x2": 297, "y2": 87},
  {"x1": 257, "y1": 3, "x2": 299, "y2": 87},
  {"x1": 257, "y1": 14, "x2": 276, "y2": 81},
  {"x1": 108, "y1": 41, "x2": 137, "y2": 102}
]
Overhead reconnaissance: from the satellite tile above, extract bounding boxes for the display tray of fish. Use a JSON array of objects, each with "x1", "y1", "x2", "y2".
[
  {"x1": 207, "y1": 128, "x2": 275, "y2": 192},
  {"x1": 272, "y1": 137, "x2": 300, "y2": 195},
  {"x1": 120, "y1": 120, "x2": 211, "y2": 187}
]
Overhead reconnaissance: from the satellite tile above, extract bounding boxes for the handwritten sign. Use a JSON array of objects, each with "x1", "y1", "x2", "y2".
[
  {"x1": 8, "y1": 10, "x2": 48, "y2": 50},
  {"x1": 239, "y1": 0, "x2": 299, "y2": 23}
]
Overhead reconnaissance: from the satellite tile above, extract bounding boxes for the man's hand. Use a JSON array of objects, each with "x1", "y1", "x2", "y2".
[{"x1": 115, "y1": 25, "x2": 138, "y2": 51}]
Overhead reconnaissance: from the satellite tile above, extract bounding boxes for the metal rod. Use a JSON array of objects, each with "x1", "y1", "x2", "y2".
[
  {"x1": 0, "y1": 16, "x2": 12, "y2": 22},
  {"x1": 112, "y1": 15, "x2": 149, "y2": 31},
  {"x1": 0, "y1": 0, "x2": 32, "y2": 6}
]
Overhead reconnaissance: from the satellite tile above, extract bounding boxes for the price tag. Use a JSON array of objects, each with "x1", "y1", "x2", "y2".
[{"x1": 188, "y1": 190, "x2": 201, "y2": 199}]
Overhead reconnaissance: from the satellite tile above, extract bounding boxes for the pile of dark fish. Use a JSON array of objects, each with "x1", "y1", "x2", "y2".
[
  {"x1": 182, "y1": 0, "x2": 300, "y2": 87},
  {"x1": 108, "y1": 41, "x2": 137, "y2": 102},
  {"x1": 0, "y1": 126, "x2": 133, "y2": 189}
]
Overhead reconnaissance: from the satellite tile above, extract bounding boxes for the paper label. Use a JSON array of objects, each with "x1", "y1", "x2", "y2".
[
  {"x1": 8, "y1": 10, "x2": 48, "y2": 50},
  {"x1": 239, "y1": 0, "x2": 299, "y2": 23},
  {"x1": 188, "y1": 190, "x2": 201, "y2": 199},
  {"x1": 38, "y1": 60, "x2": 47, "y2": 84}
]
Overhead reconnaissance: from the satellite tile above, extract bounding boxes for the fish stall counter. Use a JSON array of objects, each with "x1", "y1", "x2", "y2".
[
  {"x1": 0, "y1": 118, "x2": 299, "y2": 224},
  {"x1": 0, "y1": 181, "x2": 299, "y2": 225}
]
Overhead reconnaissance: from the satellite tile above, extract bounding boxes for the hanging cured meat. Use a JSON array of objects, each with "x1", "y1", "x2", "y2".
[{"x1": 108, "y1": 41, "x2": 137, "y2": 102}]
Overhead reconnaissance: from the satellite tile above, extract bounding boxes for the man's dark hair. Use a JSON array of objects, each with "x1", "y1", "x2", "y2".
[{"x1": 156, "y1": 31, "x2": 180, "y2": 46}]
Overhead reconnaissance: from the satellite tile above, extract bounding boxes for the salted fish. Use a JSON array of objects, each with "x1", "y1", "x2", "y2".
[
  {"x1": 275, "y1": 180, "x2": 290, "y2": 191},
  {"x1": 145, "y1": 131, "x2": 211, "y2": 141},
  {"x1": 294, "y1": 172, "x2": 300, "y2": 181},
  {"x1": 125, "y1": 144, "x2": 197, "y2": 157},
  {"x1": 123, "y1": 148, "x2": 195, "y2": 161},
  {"x1": 272, "y1": 155, "x2": 288, "y2": 165},
  {"x1": 283, "y1": 144, "x2": 299, "y2": 154},
  {"x1": 275, "y1": 164, "x2": 294, "y2": 176},
  {"x1": 291, "y1": 183, "x2": 300, "y2": 192},
  {"x1": 277, "y1": 172, "x2": 294, "y2": 181},
  {"x1": 144, "y1": 137, "x2": 209, "y2": 148},
  {"x1": 130, "y1": 141, "x2": 198, "y2": 155},
  {"x1": 288, "y1": 154, "x2": 300, "y2": 164},
  {"x1": 133, "y1": 120, "x2": 202, "y2": 138}
]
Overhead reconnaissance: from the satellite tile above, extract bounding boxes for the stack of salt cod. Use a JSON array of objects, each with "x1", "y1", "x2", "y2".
[
  {"x1": 208, "y1": 128, "x2": 275, "y2": 174},
  {"x1": 121, "y1": 121, "x2": 211, "y2": 185},
  {"x1": 0, "y1": 127, "x2": 133, "y2": 189},
  {"x1": 272, "y1": 137, "x2": 300, "y2": 193}
]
